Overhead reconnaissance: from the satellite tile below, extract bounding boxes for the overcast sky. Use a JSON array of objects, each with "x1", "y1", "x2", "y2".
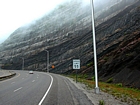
[
  {"x1": 0, "y1": 0, "x2": 91, "y2": 44},
  {"x1": 0, "y1": 0, "x2": 69, "y2": 44}
]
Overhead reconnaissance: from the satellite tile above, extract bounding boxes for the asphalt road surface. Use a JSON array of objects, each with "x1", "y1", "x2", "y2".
[{"x1": 0, "y1": 70, "x2": 93, "y2": 105}]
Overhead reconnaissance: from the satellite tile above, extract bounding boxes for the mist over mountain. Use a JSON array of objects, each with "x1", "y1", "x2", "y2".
[{"x1": 0, "y1": 0, "x2": 140, "y2": 89}]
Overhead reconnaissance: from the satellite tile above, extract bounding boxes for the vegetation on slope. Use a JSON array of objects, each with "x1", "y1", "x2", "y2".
[{"x1": 67, "y1": 74, "x2": 140, "y2": 105}]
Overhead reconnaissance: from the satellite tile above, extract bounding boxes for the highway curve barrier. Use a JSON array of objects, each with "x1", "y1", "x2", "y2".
[{"x1": 0, "y1": 71, "x2": 16, "y2": 81}]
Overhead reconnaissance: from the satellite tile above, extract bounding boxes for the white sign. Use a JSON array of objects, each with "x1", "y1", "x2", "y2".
[{"x1": 73, "y1": 59, "x2": 80, "y2": 69}]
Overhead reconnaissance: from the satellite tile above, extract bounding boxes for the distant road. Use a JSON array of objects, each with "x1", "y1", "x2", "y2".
[{"x1": 0, "y1": 70, "x2": 93, "y2": 105}]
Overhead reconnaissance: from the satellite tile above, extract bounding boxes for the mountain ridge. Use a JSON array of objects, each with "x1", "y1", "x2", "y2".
[{"x1": 0, "y1": 0, "x2": 140, "y2": 89}]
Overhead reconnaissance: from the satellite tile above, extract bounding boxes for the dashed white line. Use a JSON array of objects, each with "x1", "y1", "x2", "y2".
[
  {"x1": 14, "y1": 87, "x2": 22, "y2": 92},
  {"x1": 32, "y1": 80, "x2": 35, "y2": 82}
]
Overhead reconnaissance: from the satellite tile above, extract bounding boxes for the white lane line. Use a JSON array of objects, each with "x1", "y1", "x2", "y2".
[
  {"x1": 38, "y1": 74, "x2": 53, "y2": 105},
  {"x1": 32, "y1": 80, "x2": 35, "y2": 82},
  {"x1": 11, "y1": 82, "x2": 15, "y2": 84},
  {"x1": 14, "y1": 87, "x2": 22, "y2": 92}
]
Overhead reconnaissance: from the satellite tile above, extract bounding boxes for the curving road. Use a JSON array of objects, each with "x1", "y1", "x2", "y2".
[{"x1": 0, "y1": 70, "x2": 93, "y2": 105}]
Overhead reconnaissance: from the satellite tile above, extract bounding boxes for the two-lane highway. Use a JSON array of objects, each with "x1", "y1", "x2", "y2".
[
  {"x1": 0, "y1": 70, "x2": 93, "y2": 105},
  {"x1": 0, "y1": 70, "x2": 52, "y2": 105}
]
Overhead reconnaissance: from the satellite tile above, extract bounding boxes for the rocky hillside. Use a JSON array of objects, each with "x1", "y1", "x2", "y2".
[
  {"x1": 98, "y1": 1, "x2": 140, "y2": 89},
  {"x1": 0, "y1": 0, "x2": 140, "y2": 88}
]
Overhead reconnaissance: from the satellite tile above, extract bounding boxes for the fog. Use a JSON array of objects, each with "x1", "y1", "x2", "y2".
[
  {"x1": 0, "y1": 0, "x2": 118, "y2": 44},
  {"x1": 0, "y1": 0, "x2": 67, "y2": 44}
]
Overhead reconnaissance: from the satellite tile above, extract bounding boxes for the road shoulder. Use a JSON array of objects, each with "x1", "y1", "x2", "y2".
[{"x1": 66, "y1": 76, "x2": 128, "y2": 105}]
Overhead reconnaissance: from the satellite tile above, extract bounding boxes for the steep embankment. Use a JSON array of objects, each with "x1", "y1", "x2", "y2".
[
  {"x1": 0, "y1": 0, "x2": 139, "y2": 88},
  {"x1": 0, "y1": 0, "x2": 128, "y2": 70},
  {"x1": 84, "y1": 1, "x2": 140, "y2": 89},
  {"x1": 0, "y1": 0, "x2": 93, "y2": 71}
]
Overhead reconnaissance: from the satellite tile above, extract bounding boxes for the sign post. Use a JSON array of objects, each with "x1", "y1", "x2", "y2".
[{"x1": 73, "y1": 59, "x2": 80, "y2": 83}]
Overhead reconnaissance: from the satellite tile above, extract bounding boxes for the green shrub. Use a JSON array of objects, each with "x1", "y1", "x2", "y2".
[
  {"x1": 92, "y1": 76, "x2": 95, "y2": 80},
  {"x1": 116, "y1": 83, "x2": 123, "y2": 87},
  {"x1": 99, "y1": 100, "x2": 105, "y2": 105},
  {"x1": 87, "y1": 62, "x2": 93, "y2": 67},
  {"x1": 83, "y1": 74, "x2": 88, "y2": 79},
  {"x1": 106, "y1": 78, "x2": 113, "y2": 83}
]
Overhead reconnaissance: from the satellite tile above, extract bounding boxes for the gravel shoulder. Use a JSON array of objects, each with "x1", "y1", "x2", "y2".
[{"x1": 66, "y1": 77, "x2": 128, "y2": 105}]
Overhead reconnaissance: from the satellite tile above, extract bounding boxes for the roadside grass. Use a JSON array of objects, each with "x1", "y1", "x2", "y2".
[{"x1": 66, "y1": 74, "x2": 140, "y2": 105}]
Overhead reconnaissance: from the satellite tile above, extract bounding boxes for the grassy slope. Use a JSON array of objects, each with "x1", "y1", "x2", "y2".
[{"x1": 66, "y1": 74, "x2": 140, "y2": 105}]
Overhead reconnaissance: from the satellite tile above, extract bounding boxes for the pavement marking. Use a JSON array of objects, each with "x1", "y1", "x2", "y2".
[
  {"x1": 11, "y1": 82, "x2": 15, "y2": 84},
  {"x1": 22, "y1": 78, "x2": 24, "y2": 80},
  {"x1": 14, "y1": 87, "x2": 22, "y2": 92},
  {"x1": 38, "y1": 73, "x2": 53, "y2": 105},
  {"x1": 32, "y1": 80, "x2": 35, "y2": 82}
]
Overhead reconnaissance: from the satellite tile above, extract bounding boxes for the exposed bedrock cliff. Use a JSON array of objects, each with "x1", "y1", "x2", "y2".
[
  {"x1": 94, "y1": 1, "x2": 140, "y2": 89},
  {"x1": 0, "y1": 0, "x2": 140, "y2": 88}
]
